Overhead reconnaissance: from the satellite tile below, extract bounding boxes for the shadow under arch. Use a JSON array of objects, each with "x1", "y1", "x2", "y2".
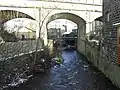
[
  {"x1": 47, "y1": 12, "x2": 86, "y2": 26},
  {"x1": 94, "y1": 16, "x2": 103, "y2": 22},
  {"x1": 46, "y1": 12, "x2": 86, "y2": 51},
  {"x1": 0, "y1": 10, "x2": 35, "y2": 24}
]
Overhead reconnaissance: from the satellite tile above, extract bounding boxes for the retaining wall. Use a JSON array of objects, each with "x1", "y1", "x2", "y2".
[{"x1": 78, "y1": 41, "x2": 120, "y2": 88}]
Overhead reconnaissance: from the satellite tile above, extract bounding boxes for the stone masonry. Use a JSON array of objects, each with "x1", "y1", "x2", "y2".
[{"x1": 103, "y1": 0, "x2": 120, "y2": 64}]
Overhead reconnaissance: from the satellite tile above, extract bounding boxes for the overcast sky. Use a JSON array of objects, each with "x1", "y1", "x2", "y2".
[
  {"x1": 48, "y1": 19, "x2": 77, "y2": 32},
  {"x1": 1, "y1": 0, "x2": 102, "y2": 33},
  {"x1": 0, "y1": 0, "x2": 102, "y2": 4}
]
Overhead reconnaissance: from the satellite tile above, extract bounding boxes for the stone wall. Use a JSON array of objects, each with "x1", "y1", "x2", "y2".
[
  {"x1": 95, "y1": 0, "x2": 120, "y2": 87},
  {"x1": 80, "y1": 1, "x2": 120, "y2": 88},
  {"x1": 103, "y1": 0, "x2": 119, "y2": 64},
  {"x1": 77, "y1": 1, "x2": 120, "y2": 88}
]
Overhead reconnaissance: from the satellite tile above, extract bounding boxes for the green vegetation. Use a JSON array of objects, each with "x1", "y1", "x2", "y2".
[{"x1": 0, "y1": 25, "x2": 18, "y2": 42}]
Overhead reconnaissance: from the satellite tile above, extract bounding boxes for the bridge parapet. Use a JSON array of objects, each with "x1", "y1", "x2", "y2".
[{"x1": 0, "y1": 1, "x2": 102, "y2": 12}]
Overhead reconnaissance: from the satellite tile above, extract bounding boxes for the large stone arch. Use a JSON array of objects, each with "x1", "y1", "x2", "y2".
[
  {"x1": 0, "y1": 10, "x2": 35, "y2": 24},
  {"x1": 47, "y1": 12, "x2": 85, "y2": 25},
  {"x1": 44, "y1": 12, "x2": 86, "y2": 52},
  {"x1": 0, "y1": 10, "x2": 37, "y2": 42}
]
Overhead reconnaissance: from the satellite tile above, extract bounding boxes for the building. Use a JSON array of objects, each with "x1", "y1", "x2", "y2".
[
  {"x1": 102, "y1": 0, "x2": 120, "y2": 88},
  {"x1": 15, "y1": 27, "x2": 36, "y2": 40},
  {"x1": 103, "y1": 0, "x2": 119, "y2": 64},
  {"x1": 47, "y1": 28, "x2": 62, "y2": 39}
]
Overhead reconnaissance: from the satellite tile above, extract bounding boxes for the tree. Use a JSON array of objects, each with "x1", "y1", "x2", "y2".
[{"x1": 34, "y1": 6, "x2": 57, "y2": 64}]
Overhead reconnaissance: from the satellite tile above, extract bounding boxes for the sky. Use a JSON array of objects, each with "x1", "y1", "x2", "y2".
[
  {"x1": 5, "y1": 18, "x2": 37, "y2": 32},
  {"x1": 0, "y1": 0, "x2": 26, "y2": 3},
  {"x1": 0, "y1": 0, "x2": 102, "y2": 5},
  {"x1": 1, "y1": 0, "x2": 102, "y2": 33},
  {"x1": 48, "y1": 19, "x2": 77, "y2": 32},
  {"x1": 5, "y1": 18, "x2": 77, "y2": 33},
  {"x1": 0, "y1": 0, "x2": 27, "y2": 2}
]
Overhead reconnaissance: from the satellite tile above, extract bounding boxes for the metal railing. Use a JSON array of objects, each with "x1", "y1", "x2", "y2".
[{"x1": 0, "y1": 40, "x2": 42, "y2": 61}]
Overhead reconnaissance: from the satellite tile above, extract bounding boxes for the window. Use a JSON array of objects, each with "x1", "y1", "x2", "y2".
[
  {"x1": 107, "y1": 13, "x2": 110, "y2": 22},
  {"x1": 105, "y1": 12, "x2": 110, "y2": 22}
]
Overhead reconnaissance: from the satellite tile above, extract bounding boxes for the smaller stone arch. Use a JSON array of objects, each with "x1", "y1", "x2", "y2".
[
  {"x1": 94, "y1": 16, "x2": 103, "y2": 22},
  {"x1": 87, "y1": 16, "x2": 103, "y2": 45},
  {"x1": 92, "y1": 16, "x2": 103, "y2": 30}
]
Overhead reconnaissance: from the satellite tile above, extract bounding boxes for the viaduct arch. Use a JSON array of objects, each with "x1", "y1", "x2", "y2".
[{"x1": 46, "y1": 12, "x2": 86, "y2": 52}]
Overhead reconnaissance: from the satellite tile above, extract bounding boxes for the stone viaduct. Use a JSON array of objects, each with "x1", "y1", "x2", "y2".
[{"x1": 0, "y1": 0, "x2": 102, "y2": 53}]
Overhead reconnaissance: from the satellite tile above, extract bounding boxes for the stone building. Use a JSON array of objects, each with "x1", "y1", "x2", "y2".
[
  {"x1": 102, "y1": 0, "x2": 120, "y2": 88},
  {"x1": 103, "y1": 0, "x2": 120, "y2": 64}
]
